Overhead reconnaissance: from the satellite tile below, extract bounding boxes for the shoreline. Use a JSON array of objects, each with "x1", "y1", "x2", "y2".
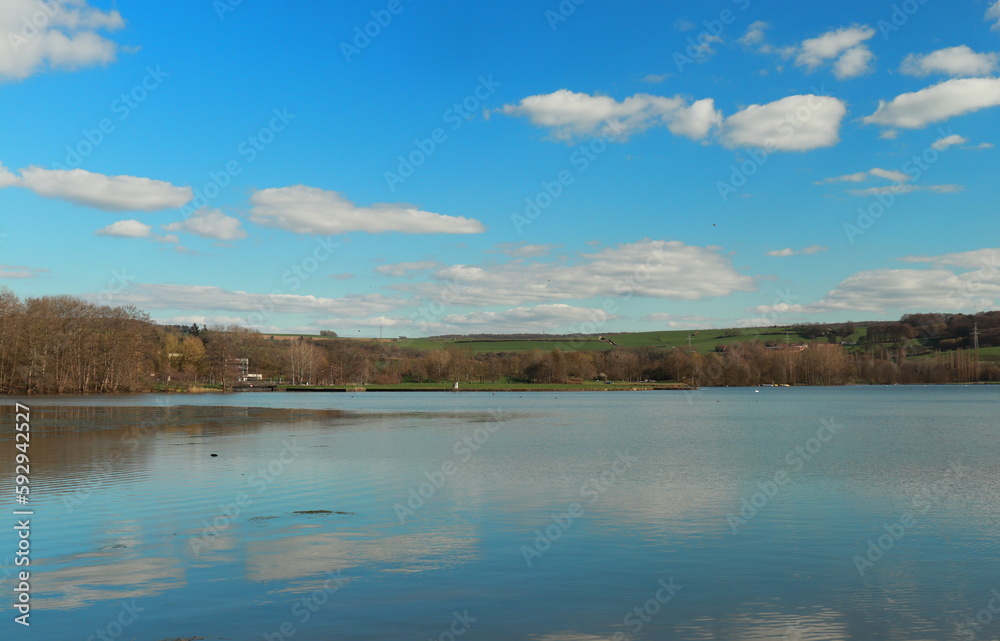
[
  {"x1": 4, "y1": 382, "x2": 998, "y2": 396},
  {"x1": 279, "y1": 385, "x2": 697, "y2": 392}
]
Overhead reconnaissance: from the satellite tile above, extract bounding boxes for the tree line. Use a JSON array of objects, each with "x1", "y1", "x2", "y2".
[{"x1": 1, "y1": 291, "x2": 997, "y2": 394}]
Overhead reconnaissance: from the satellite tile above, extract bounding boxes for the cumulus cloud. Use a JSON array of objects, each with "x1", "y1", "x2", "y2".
[
  {"x1": 500, "y1": 89, "x2": 847, "y2": 152},
  {"x1": 399, "y1": 240, "x2": 756, "y2": 308},
  {"x1": 765, "y1": 245, "x2": 828, "y2": 257},
  {"x1": 987, "y1": 1, "x2": 1000, "y2": 30},
  {"x1": 793, "y1": 267, "x2": 1000, "y2": 314},
  {"x1": 439, "y1": 304, "x2": 615, "y2": 333},
  {"x1": 0, "y1": 163, "x2": 18, "y2": 187},
  {"x1": 833, "y1": 45, "x2": 875, "y2": 80},
  {"x1": 863, "y1": 78, "x2": 1000, "y2": 129},
  {"x1": 737, "y1": 21, "x2": 796, "y2": 59},
  {"x1": 795, "y1": 26, "x2": 876, "y2": 79},
  {"x1": 720, "y1": 95, "x2": 847, "y2": 151},
  {"x1": 901, "y1": 46, "x2": 999, "y2": 77},
  {"x1": 498, "y1": 89, "x2": 722, "y2": 141},
  {"x1": 739, "y1": 21, "x2": 769, "y2": 48},
  {"x1": 0, "y1": 166, "x2": 192, "y2": 211},
  {"x1": 0, "y1": 0, "x2": 125, "y2": 82},
  {"x1": 931, "y1": 134, "x2": 969, "y2": 150},
  {"x1": 163, "y1": 208, "x2": 246, "y2": 240},
  {"x1": 249, "y1": 186, "x2": 485, "y2": 235},
  {"x1": 96, "y1": 219, "x2": 151, "y2": 238},
  {"x1": 375, "y1": 261, "x2": 441, "y2": 276}
]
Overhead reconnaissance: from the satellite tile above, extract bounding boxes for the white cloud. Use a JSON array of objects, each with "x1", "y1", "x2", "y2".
[
  {"x1": 439, "y1": 304, "x2": 614, "y2": 333},
  {"x1": 0, "y1": 163, "x2": 19, "y2": 187},
  {"x1": 112, "y1": 283, "x2": 405, "y2": 317},
  {"x1": 0, "y1": 0, "x2": 125, "y2": 82},
  {"x1": 901, "y1": 46, "x2": 999, "y2": 78},
  {"x1": 96, "y1": 219, "x2": 151, "y2": 238},
  {"x1": 816, "y1": 171, "x2": 869, "y2": 184},
  {"x1": 795, "y1": 266, "x2": 1000, "y2": 314},
  {"x1": 640, "y1": 313, "x2": 720, "y2": 329},
  {"x1": 931, "y1": 134, "x2": 969, "y2": 150},
  {"x1": 156, "y1": 315, "x2": 260, "y2": 328},
  {"x1": 879, "y1": 129, "x2": 899, "y2": 140},
  {"x1": 863, "y1": 78, "x2": 1000, "y2": 129},
  {"x1": 162, "y1": 208, "x2": 246, "y2": 240},
  {"x1": 795, "y1": 26, "x2": 876, "y2": 78},
  {"x1": 500, "y1": 90, "x2": 847, "y2": 152},
  {"x1": 739, "y1": 21, "x2": 769, "y2": 48},
  {"x1": 375, "y1": 261, "x2": 441, "y2": 276},
  {"x1": 765, "y1": 245, "x2": 828, "y2": 257},
  {"x1": 867, "y1": 167, "x2": 910, "y2": 182},
  {"x1": 493, "y1": 243, "x2": 558, "y2": 258},
  {"x1": 498, "y1": 89, "x2": 722, "y2": 141},
  {"x1": 401, "y1": 240, "x2": 756, "y2": 307},
  {"x1": 0, "y1": 264, "x2": 47, "y2": 279},
  {"x1": 641, "y1": 73, "x2": 669, "y2": 84},
  {"x1": 3, "y1": 166, "x2": 192, "y2": 211},
  {"x1": 817, "y1": 166, "x2": 961, "y2": 196},
  {"x1": 312, "y1": 315, "x2": 411, "y2": 330},
  {"x1": 249, "y1": 186, "x2": 485, "y2": 235},
  {"x1": 833, "y1": 45, "x2": 875, "y2": 79},
  {"x1": 898, "y1": 247, "x2": 1000, "y2": 269},
  {"x1": 848, "y1": 183, "x2": 962, "y2": 196},
  {"x1": 987, "y1": 1, "x2": 1000, "y2": 31},
  {"x1": 721, "y1": 95, "x2": 847, "y2": 151},
  {"x1": 738, "y1": 20, "x2": 796, "y2": 58}
]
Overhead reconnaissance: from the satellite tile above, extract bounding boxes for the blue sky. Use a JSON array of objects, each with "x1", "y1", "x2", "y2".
[{"x1": 2, "y1": 0, "x2": 1000, "y2": 336}]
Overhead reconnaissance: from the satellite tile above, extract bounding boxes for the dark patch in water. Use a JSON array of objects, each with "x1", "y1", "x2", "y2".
[{"x1": 292, "y1": 510, "x2": 355, "y2": 515}]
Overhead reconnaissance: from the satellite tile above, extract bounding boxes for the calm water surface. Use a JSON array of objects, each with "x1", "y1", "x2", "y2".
[{"x1": 2, "y1": 386, "x2": 998, "y2": 640}]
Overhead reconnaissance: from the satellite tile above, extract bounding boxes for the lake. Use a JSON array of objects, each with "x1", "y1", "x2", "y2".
[{"x1": 3, "y1": 386, "x2": 999, "y2": 640}]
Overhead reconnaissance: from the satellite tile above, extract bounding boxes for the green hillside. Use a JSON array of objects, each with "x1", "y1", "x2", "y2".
[{"x1": 392, "y1": 325, "x2": 869, "y2": 354}]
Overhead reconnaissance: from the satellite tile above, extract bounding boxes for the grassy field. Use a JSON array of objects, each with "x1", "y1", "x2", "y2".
[
  {"x1": 258, "y1": 326, "x2": 879, "y2": 355},
  {"x1": 393, "y1": 326, "x2": 869, "y2": 354}
]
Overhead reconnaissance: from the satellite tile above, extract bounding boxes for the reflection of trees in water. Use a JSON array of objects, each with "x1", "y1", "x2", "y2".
[{"x1": 0, "y1": 405, "x2": 345, "y2": 484}]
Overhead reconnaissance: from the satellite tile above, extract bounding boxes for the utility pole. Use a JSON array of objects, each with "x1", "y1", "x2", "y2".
[{"x1": 972, "y1": 322, "x2": 980, "y2": 351}]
